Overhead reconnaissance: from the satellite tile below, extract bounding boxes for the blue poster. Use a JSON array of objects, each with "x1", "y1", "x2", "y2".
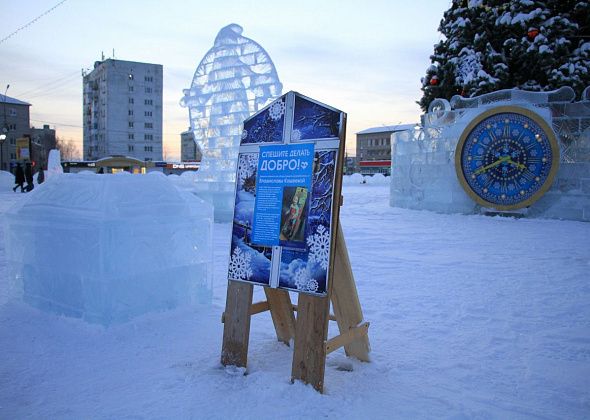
[
  {"x1": 251, "y1": 143, "x2": 315, "y2": 247},
  {"x1": 228, "y1": 91, "x2": 344, "y2": 296}
]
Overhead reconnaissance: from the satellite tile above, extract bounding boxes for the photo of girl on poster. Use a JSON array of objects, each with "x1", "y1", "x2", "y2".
[{"x1": 279, "y1": 186, "x2": 308, "y2": 245}]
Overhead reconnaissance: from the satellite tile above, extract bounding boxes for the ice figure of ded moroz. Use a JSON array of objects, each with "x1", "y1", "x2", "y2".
[{"x1": 181, "y1": 23, "x2": 282, "y2": 221}]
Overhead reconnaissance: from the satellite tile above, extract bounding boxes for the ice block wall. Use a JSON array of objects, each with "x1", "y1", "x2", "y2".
[{"x1": 4, "y1": 172, "x2": 214, "y2": 325}]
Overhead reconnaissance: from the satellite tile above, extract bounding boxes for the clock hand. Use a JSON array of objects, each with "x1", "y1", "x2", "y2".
[
  {"x1": 506, "y1": 158, "x2": 526, "y2": 170},
  {"x1": 474, "y1": 155, "x2": 510, "y2": 175}
]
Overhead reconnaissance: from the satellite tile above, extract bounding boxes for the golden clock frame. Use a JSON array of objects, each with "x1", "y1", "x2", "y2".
[{"x1": 454, "y1": 105, "x2": 560, "y2": 211}]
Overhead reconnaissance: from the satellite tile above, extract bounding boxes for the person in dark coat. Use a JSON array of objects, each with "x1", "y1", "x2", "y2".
[
  {"x1": 13, "y1": 163, "x2": 25, "y2": 192},
  {"x1": 37, "y1": 167, "x2": 45, "y2": 184},
  {"x1": 24, "y1": 162, "x2": 34, "y2": 192}
]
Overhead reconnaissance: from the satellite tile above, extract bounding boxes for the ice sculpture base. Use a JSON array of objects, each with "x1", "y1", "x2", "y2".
[
  {"x1": 391, "y1": 161, "x2": 590, "y2": 221},
  {"x1": 193, "y1": 180, "x2": 236, "y2": 222}
]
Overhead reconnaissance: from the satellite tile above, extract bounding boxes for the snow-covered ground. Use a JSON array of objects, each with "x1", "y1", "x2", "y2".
[{"x1": 1, "y1": 180, "x2": 589, "y2": 419}]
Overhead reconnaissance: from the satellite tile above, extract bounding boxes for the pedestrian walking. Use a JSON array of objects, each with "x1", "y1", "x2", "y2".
[
  {"x1": 24, "y1": 162, "x2": 34, "y2": 192},
  {"x1": 37, "y1": 167, "x2": 45, "y2": 184},
  {"x1": 13, "y1": 163, "x2": 25, "y2": 192}
]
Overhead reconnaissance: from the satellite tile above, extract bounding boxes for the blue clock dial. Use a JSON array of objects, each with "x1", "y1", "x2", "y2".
[{"x1": 456, "y1": 107, "x2": 559, "y2": 210}]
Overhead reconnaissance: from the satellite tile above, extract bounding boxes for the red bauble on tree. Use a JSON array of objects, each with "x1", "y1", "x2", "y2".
[
  {"x1": 527, "y1": 27, "x2": 540, "y2": 40},
  {"x1": 429, "y1": 75, "x2": 439, "y2": 86}
]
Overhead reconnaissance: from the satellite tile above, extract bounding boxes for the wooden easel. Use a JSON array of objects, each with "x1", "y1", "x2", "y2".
[
  {"x1": 221, "y1": 224, "x2": 370, "y2": 392},
  {"x1": 221, "y1": 121, "x2": 371, "y2": 391},
  {"x1": 221, "y1": 93, "x2": 370, "y2": 392}
]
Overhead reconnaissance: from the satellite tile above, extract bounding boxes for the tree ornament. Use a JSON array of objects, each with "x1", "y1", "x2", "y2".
[
  {"x1": 430, "y1": 75, "x2": 439, "y2": 86},
  {"x1": 527, "y1": 27, "x2": 539, "y2": 40}
]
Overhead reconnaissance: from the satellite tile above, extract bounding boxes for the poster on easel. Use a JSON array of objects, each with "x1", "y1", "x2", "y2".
[{"x1": 228, "y1": 91, "x2": 343, "y2": 296}]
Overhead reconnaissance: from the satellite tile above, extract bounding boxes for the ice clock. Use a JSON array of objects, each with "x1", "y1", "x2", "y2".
[{"x1": 455, "y1": 106, "x2": 560, "y2": 211}]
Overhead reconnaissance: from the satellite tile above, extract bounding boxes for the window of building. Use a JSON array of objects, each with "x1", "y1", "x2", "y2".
[
  {"x1": 128, "y1": 74, "x2": 134, "y2": 80},
  {"x1": 128, "y1": 145, "x2": 134, "y2": 152},
  {"x1": 128, "y1": 134, "x2": 134, "y2": 140},
  {"x1": 145, "y1": 111, "x2": 152, "y2": 117},
  {"x1": 144, "y1": 134, "x2": 153, "y2": 141},
  {"x1": 128, "y1": 122, "x2": 134, "y2": 128},
  {"x1": 8, "y1": 108, "x2": 16, "y2": 117},
  {"x1": 145, "y1": 87, "x2": 152, "y2": 94},
  {"x1": 144, "y1": 76, "x2": 153, "y2": 82},
  {"x1": 128, "y1": 109, "x2": 134, "y2": 116},
  {"x1": 144, "y1": 99, "x2": 153, "y2": 106},
  {"x1": 129, "y1": 98, "x2": 134, "y2": 104},
  {"x1": 128, "y1": 86, "x2": 134, "y2": 92},
  {"x1": 144, "y1": 146, "x2": 153, "y2": 152},
  {"x1": 145, "y1": 122, "x2": 153, "y2": 129}
]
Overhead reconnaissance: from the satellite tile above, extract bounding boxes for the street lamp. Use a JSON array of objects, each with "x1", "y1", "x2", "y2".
[
  {"x1": 0, "y1": 131, "x2": 5, "y2": 171},
  {"x1": 1, "y1": 84, "x2": 9, "y2": 171}
]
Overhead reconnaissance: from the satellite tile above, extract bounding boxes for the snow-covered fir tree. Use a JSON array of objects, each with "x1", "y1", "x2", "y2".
[{"x1": 419, "y1": 0, "x2": 590, "y2": 111}]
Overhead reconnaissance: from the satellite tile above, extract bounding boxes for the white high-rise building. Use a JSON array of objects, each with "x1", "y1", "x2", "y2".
[{"x1": 83, "y1": 59, "x2": 163, "y2": 161}]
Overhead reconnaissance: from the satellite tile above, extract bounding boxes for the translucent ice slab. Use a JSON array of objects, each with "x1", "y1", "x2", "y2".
[{"x1": 4, "y1": 172, "x2": 214, "y2": 325}]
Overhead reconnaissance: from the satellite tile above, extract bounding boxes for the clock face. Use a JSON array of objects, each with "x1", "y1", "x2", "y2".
[{"x1": 455, "y1": 106, "x2": 559, "y2": 211}]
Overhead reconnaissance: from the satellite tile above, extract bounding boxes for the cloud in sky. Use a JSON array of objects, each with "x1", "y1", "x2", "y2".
[{"x1": 1, "y1": 0, "x2": 448, "y2": 159}]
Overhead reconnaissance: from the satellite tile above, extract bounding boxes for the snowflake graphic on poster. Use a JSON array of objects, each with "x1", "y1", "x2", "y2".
[
  {"x1": 229, "y1": 247, "x2": 253, "y2": 281},
  {"x1": 294, "y1": 267, "x2": 319, "y2": 293},
  {"x1": 237, "y1": 153, "x2": 258, "y2": 184},
  {"x1": 291, "y1": 129, "x2": 301, "y2": 141},
  {"x1": 241, "y1": 129, "x2": 248, "y2": 140},
  {"x1": 268, "y1": 99, "x2": 286, "y2": 121},
  {"x1": 306, "y1": 224, "x2": 330, "y2": 270}
]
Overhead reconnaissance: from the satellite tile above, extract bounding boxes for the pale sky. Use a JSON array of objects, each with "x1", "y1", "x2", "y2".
[{"x1": 1, "y1": 0, "x2": 449, "y2": 159}]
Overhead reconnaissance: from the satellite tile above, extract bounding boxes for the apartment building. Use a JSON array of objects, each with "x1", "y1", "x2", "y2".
[{"x1": 83, "y1": 59, "x2": 163, "y2": 161}]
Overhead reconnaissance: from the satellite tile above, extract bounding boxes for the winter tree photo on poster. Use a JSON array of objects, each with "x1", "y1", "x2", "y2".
[{"x1": 227, "y1": 91, "x2": 344, "y2": 296}]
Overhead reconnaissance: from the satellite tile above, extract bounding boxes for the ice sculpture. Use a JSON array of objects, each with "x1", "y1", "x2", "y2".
[
  {"x1": 390, "y1": 86, "x2": 590, "y2": 221},
  {"x1": 47, "y1": 149, "x2": 63, "y2": 179},
  {"x1": 4, "y1": 172, "x2": 214, "y2": 325},
  {"x1": 180, "y1": 23, "x2": 282, "y2": 221}
]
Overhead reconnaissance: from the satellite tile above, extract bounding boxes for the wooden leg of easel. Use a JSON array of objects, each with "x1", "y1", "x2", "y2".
[
  {"x1": 264, "y1": 288, "x2": 296, "y2": 345},
  {"x1": 331, "y1": 224, "x2": 371, "y2": 362},
  {"x1": 291, "y1": 293, "x2": 331, "y2": 393},
  {"x1": 221, "y1": 280, "x2": 254, "y2": 368}
]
